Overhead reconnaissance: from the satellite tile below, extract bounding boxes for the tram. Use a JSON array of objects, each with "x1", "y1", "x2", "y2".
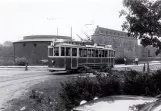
[{"x1": 48, "y1": 40, "x2": 115, "y2": 72}]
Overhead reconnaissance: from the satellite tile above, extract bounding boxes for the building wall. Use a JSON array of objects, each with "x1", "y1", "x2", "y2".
[
  {"x1": 92, "y1": 26, "x2": 137, "y2": 59},
  {"x1": 14, "y1": 41, "x2": 50, "y2": 65}
]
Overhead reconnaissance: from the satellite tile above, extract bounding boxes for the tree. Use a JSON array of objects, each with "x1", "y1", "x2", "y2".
[
  {"x1": 3, "y1": 41, "x2": 13, "y2": 47},
  {"x1": 120, "y1": 0, "x2": 161, "y2": 55}
]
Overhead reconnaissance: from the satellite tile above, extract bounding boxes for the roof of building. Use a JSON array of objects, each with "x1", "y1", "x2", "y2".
[{"x1": 14, "y1": 35, "x2": 72, "y2": 43}]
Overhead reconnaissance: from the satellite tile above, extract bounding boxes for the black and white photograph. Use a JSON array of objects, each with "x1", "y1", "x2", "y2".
[{"x1": 0, "y1": 0, "x2": 161, "y2": 111}]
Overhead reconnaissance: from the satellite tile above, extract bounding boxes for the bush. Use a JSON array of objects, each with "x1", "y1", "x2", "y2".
[
  {"x1": 56, "y1": 69, "x2": 161, "y2": 111},
  {"x1": 57, "y1": 73, "x2": 122, "y2": 111},
  {"x1": 15, "y1": 57, "x2": 28, "y2": 66}
]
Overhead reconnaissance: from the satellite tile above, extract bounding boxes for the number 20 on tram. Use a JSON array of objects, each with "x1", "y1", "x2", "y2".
[{"x1": 48, "y1": 42, "x2": 115, "y2": 72}]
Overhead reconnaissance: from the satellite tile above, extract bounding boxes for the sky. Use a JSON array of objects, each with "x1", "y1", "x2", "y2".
[{"x1": 0, "y1": 0, "x2": 125, "y2": 43}]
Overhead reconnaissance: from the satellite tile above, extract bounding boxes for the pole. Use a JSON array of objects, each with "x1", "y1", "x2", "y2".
[
  {"x1": 71, "y1": 26, "x2": 72, "y2": 39},
  {"x1": 57, "y1": 26, "x2": 58, "y2": 36}
]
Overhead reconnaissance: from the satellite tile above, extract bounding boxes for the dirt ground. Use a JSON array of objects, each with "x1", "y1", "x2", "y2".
[{"x1": 0, "y1": 68, "x2": 52, "y2": 111}]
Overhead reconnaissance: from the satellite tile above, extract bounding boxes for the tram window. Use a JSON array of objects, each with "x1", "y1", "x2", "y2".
[
  {"x1": 111, "y1": 51, "x2": 114, "y2": 57},
  {"x1": 99, "y1": 50, "x2": 102, "y2": 57},
  {"x1": 91, "y1": 49, "x2": 95, "y2": 57},
  {"x1": 114, "y1": 51, "x2": 115, "y2": 57},
  {"x1": 84, "y1": 49, "x2": 87, "y2": 57},
  {"x1": 49, "y1": 48, "x2": 53, "y2": 56},
  {"x1": 72, "y1": 48, "x2": 77, "y2": 56},
  {"x1": 79, "y1": 48, "x2": 83, "y2": 57},
  {"x1": 54, "y1": 47, "x2": 59, "y2": 56},
  {"x1": 109, "y1": 50, "x2": 111, "y2": 57},
  {"x1": 105, "y1": 50, "x2": 107, "y2": 57},
  {"x1": 87, "y1": 49, "x2": 91, "y2": 57},
  {"x1": 96, "y1": 50, "x2": 98, "y2": 57},
  {"x1": 102, "y1": 50, "x2": 105, "y2": 57},
  {"x1": 61, "y1": 47, "x2": 65, "y2": 56},
  {"x1": 66, "y1": 47, "x2": 71, "y2": 56}
]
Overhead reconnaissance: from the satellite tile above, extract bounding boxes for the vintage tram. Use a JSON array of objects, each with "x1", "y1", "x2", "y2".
[{"x1": 48, "y1": 40, "x2": 115, "y2": 72}]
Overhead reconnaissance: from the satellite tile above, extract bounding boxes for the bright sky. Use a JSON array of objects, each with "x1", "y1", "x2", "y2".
[{"x1": 0, "y1": 0, "x2": 124, "y2": 43}]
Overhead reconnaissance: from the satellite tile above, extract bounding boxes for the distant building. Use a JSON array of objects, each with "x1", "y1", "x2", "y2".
[
  {"x1": 13, "y1": 35, "x2": 72, "y2": 65},
  {"x1": 92, "y1": 26, "x2": 137, "y2": 58},
  {"x1": 92, "y1": 26, "x2": 161, "y2": 61}
]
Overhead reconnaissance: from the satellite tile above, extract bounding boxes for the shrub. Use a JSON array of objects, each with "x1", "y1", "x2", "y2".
[
  {"x1": 57, "y1": 73, "x2": 122, "y2": 111},
  {"x1": 56, "y1": 69, "x2": 161, "y2": 111},
  {"x1": 15, "y1": 57, "x2": 28, "y2": 66}
]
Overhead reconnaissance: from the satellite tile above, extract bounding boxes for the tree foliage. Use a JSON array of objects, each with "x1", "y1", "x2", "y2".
[{"x1": 120, "y1": 0, "x2": 161, "y2": 55}]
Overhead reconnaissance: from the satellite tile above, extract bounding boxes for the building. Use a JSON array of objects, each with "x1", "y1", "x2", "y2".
[
  {"x1": 92, "y1": 26, "x2": 137, "y2": 59},
  {"x1": 13, "y1": 35, "x2": 72, "y2": 65}
]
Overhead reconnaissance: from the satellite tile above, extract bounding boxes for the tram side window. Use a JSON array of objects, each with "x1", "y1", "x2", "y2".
[
  {"x1": 84, "y1": 49, "x2": 87, "y2": 57},
  {"x1": 79, "y1": 48, "x2": 83, "y2": 57},
  {"x1": 49, "y1": 48, "x2": 53, "y2": 56},
  {"x1": 61, "y1": 47, "x2": 65, "y2": 56},
  {"x1": 108, "y1": 50, "x2": 110, "y2": 57},
  {"x1": 54, "y1": 47, "x2": 59, "y2": 56},
  {"x1": 102, "y1": 50, "x2": 105, "y2": 57},
  {"x1": 105, "y1": 50, "x2": 107, "y2": 57},
  {"x1": 66, "y1": 47, "x2": 71, "y2": 56},
  {"x1": 111, "y1": 51, "x2": 114, "y2": 57},
  {"x1": 72, "y1": 48, "x2": 77, "y2": 56},
  {"x1": 96, "y1": 50, "x2": 98, "y2": 57},
  {"x1": 87, "y1": 49, "x2": 91, "y2": 57},
  {"x1": 91, "y1": 49, "x2": 95, "y2": 57},
  {"x1": 99, "y1": 50, "x2": 102, "y2": 57}
]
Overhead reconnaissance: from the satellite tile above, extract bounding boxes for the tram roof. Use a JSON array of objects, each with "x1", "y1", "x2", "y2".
[{"x1": 48, "y1": 42, "x2": 115, "y2": 50}]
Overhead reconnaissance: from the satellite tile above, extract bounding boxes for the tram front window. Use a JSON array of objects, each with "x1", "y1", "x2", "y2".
[
  {"x1": 49, "y1": 48, "x2": 53, "y2": 56},
  {"x1": 61, "y1": 47, "x2": 65, "y2": 56},
  {"x1": 54, "y1": 47, "x2": 59, "y2": 56},
  {"x1": 66, "y1": 47, "x2": 71, "y2": 56}
]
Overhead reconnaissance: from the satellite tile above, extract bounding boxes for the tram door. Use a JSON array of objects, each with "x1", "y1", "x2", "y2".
[{"x1": 71, "y1": 48, "x2": 78, "y2": 69}]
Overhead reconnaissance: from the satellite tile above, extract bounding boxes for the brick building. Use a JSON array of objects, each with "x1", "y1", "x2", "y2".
[
  {"x1": 13, "y1": 35, "x2": 72, "y2": 65},
  {"x1": 92, "y1": 26, "x2": 137, "y2": 59}
]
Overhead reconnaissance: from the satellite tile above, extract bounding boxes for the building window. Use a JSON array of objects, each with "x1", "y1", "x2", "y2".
[
  {"x1": 33, "y1": 44, "x2": 37, "y2": 47},
  {"x1": 23, "y1": 43, "x2": 26, "y2": 47}
]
